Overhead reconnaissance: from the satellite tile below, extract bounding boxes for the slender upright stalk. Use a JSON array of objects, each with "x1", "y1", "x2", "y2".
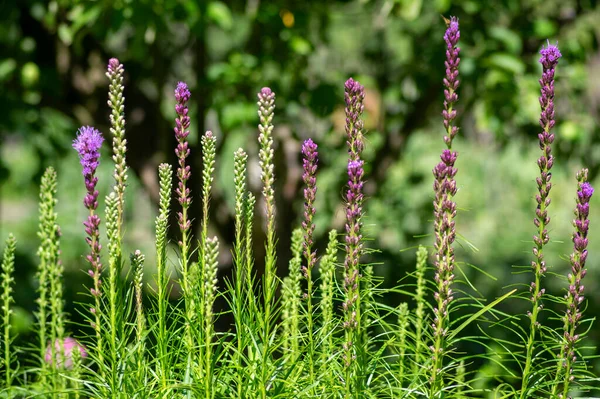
[
  {"x1": 155, "y1": 163, "x2": 172, "y2": 389},
  {"x1": 430, "y1": 17, "x2": 461, "y2": 398},
  {"x1": 319, "y1": 230, "x2": 338, "y2": 367},
  {"x1": 520, "y1": 42, "x2": 561, "y2": 399},
  {"x1": 281, "y1": 229, "x2": 303, "y2": 358},
  {"x1": 342, "y1": 78, "x2": 366, "y2": 398},
  {"x1": 397, "y1": 302, "x2": 409, "y2": 387},
  {"x1": 202, "y1": 237, "x2": 219, "y2": 399},
  {"x1": 105, "y1": 58, "x2": 128, "y2": 392},
  {"x1": 106, "y1": 58, "x2": 128, "y2": 236},
  {"x1": 173, "y1": 82, "x2": 195, "y2": 386},
  {"x1": 105, "y1": 192, "x2": 120, "y2": 391},
  {"x1": 551, "y1": 170, "x2": 593, "y2": 398},
  {"x1": 131, "y1": 250, "x2": 146, "y2": 387},
  {"x1": 257, "y1": 87, "x2": 277, "y2": 399},
  {"x1": 244, "y1": 192, "x2": 257, "y2": 320},
  {"x1": 1, "y1": 234, "x2": 16, "y2": 388},
  {"x1": 413, "y1": 246, "x2": 428, "y2": 375},
  {"x1": 301, "y1": 139, "x2": 318, "y2": 383},
  {"x1": 72, "y1": 126, "x2": 105, "y2": 375},
  {"x1": 36, "y1": 167, "x2": 61, "y2": 387},
  {"x1": 233, "y1": 148, "x2": 248, "y2": 398},
  {"x1": 199, "y1": 131, "x2": 217, "y2": 388}
]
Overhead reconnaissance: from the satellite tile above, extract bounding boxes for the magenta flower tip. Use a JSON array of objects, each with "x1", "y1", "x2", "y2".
[
  {"x1": 345, "y1": 78, "x2": 364, "y2": 93},
  {"x1": 73, "y1": 126, "x2": 104, "y2": 176},
  {"x1": 108, "y1": 58, "x2": 121, "y2": 72},
  {"x1": 444, "y1": 16, "x2": 460, "y2": 44},
  {"x1": 175, "y1": 81, "x2": 191, "y2": 103},
  {"x1": 302, "y1": 138, "x2": 317, "y2": 154},
  {"x1": 260, "y1": 87, "x2": 272, "y2": 96},
  {"x1": 539, "y1": 42, "x2": 561, "y2": 69}
]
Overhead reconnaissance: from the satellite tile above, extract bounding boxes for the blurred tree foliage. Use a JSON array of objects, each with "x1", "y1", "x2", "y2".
[{"x1": 1, "y1": 0, "x2": 600, "y2": 378}]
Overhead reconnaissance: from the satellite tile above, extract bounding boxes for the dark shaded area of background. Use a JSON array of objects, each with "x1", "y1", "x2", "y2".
[{"x1": 2, "y1": 0, "x2": 600, "y2": 387}]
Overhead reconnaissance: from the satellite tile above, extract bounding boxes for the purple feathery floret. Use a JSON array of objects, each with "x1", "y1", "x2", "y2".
[
  {"x1": 175, "y1": 81, "x2": 191, "y2": 104},
  {"x1": 73, "y1": 126, "x2": 104, "y2": 177},
  {"x1": 579, "y1": 182, "x2": 594, "y2": 201},
  {"x1": 539, "y1": 42, "x2": 562, "y2": 69}
]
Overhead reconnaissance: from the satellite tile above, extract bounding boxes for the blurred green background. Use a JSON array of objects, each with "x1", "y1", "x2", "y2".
[{"x1": 2, "y1": 0, "x2": 600, "y2": 386}]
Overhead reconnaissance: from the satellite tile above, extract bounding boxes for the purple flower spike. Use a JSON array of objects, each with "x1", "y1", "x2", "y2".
[
  {"x1": 342, "y1": 77, "x2": 366, "y2": 370},
  {"x1": 430, "y1": 17, "x2": 461, "y2": 390},
  {"x1": 344, "y1": 78, "x2": 365, "y2": 159},
  {"x1": 174, "y1": 81, "x2": 192, "y2": 218},
  {"x1": 73, "y1": 126, "x2": 104, "y2": 327},
  {"x1": 560, "y1": 170, "x2": 594, "y2": 392},
  {"x1": 301, "y1": 139, "x2": 318, "y2": 278},
  {"x1": 442, "y1": 16, "x2": 461, "y2": 146}
]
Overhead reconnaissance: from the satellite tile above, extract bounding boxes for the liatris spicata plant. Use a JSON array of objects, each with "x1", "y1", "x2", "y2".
[
  {"x1": 318, "y1": 230, "x2": 338, "y2": 359},
  {"x1": 105, "y1": 58, "x2": 128, "y2": 390},
  {"x1": 199, "y1": 131, "x2": 217, "y2": 387},
  {"x1": 430, "y1": 16, "x2": 460, "y2": 396},
  {"x1": 36, "y1": 167, "x2": 62, "y2": 386},
  {"x1": 257, "y1": 86, "x2": 277, "y2": 398},
  {"x1": 154, "y1": 163, "x2": 172, "y2": 388},
  {"x1": 396, "y1": 302, "x2": 409, "y2": 387},
  {"x1": 551, "y1": 170, "x2": 594, "y2": 398},
  {"x1": 301, "y1": 138, "x2": 318, "y2": 382},
  {"x1": 412, "y1": 245, "x2": 428, "y2": 375},
  {"x1": 342, "y1": 77, "x2": 366, "y2": 396},
  {"x1": 131, "y1": 250, "x2": 146, "y2": 385},
  {"x1": 282, "y1": 229, "x2": 303, "y2": 358},
  {"x1": 244, "y1": 192, "x2": 256, "y2": 302},
  {"x1": 1, "y1": 234, "x2": 16, "y2": 388},
  {"x1": 318, "y1": 229, "x2": 338, "y2": 391},
  {"x1": 172, "y1": 81, "x2": 196, "y2": 379},
  {"x1": 106, "y1": 58, "x2": 128, "y2": 212},
  {"x1": 72, "y1": 126, "x2": 105, "y2": 365},
  {"x1": 232, "y1": 148, "x2": 248, "y2": 397},
  {"x1": 520, "y1": 41, "x2": 561, "y2": 399},
  {"x1": 202, "y1": 236, "x2": 219, "y2": 397}
]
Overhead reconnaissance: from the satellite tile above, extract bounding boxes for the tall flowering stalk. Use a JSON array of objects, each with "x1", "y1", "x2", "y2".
[
  {"x1": 232, "y1": 148, "x2": 248, "y2": 397},
  {"x1": 199, "y1": 131, "x2": 217, "y2": 377},
  {"x1": 281, "y1": 229, "x2": 303, "y2": 358},
  {"x1": 552, "y1": 170, "x2": 594, "y2": 398},
  {"x1": 342, "y1": 78, "x2": 366, "y2": 397},
  {"x1": 72, "y1": 126, "x2": 104, "y2": 366},
  {"x1": 1, "y1": 234, "x2": 16, "y2": 387},
  {"x1": 106, "y1": 58, "x2": 127, "y2": 217},
  {"x1": 413, "y1": 245, "x2": 428, "y2": 376},
  {"x1": 36, "y1": 167, "x2": 61, "y2": 384},
  {"x1": 154, "y1": 163, "x2": 172, "y2": 388},
  {"x1": 105, "y1": 59, "x2": 127, "y2": 388},
  {"x1": 301, "y1": 138, "x2": 318, "y2": 381},
  {"x1": 173, "y1": 81, "x2": 195, "y2": 375},
  {"x1": 430, "y1": 17, "x2": 460, "y2": 396},
  {"x1": 257, "y1": 87, "x2": 277, "y2": 399},
  {"x1": 318, "y1": 230, "x2": 338, "y2": 371},
  {"x1": 521, "y1": 42, "x2": 561, "y2": 399},
  {"x1": 202, "y1": 236, "x2": 219, "y2": 398},
  {"x1": 131, "y1": 250, "x2": 146, "y2": 386}
]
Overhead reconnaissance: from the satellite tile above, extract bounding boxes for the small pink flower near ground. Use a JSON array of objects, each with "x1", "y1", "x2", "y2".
[{"x1": 44, "y1": 337, "x2": 87, "y2": 369}]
